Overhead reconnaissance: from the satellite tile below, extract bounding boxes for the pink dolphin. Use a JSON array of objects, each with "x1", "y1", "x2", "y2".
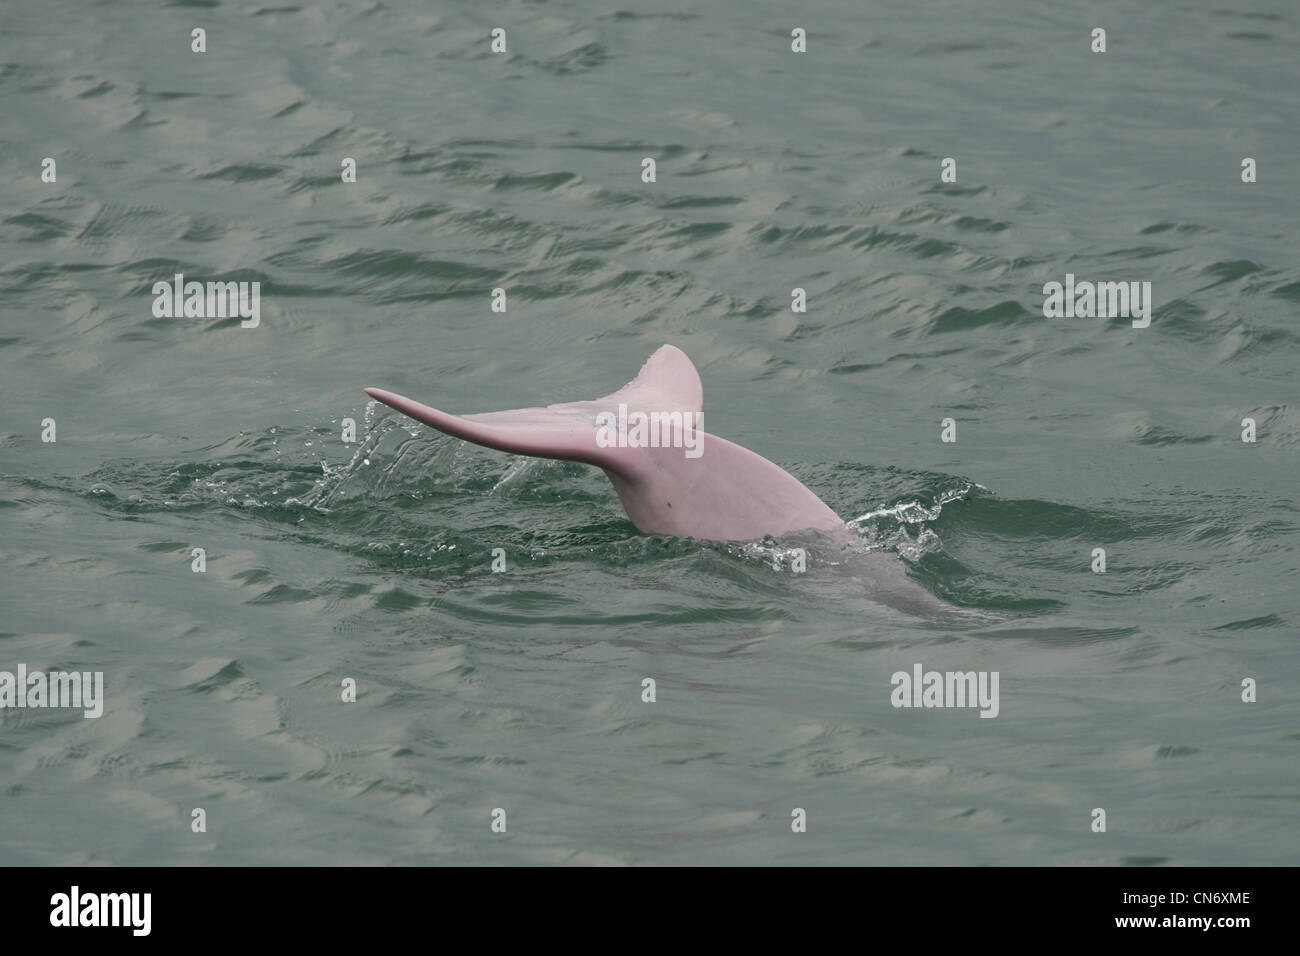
[
  {"x1": 364, "y1": 345, "x2": 846, "y2": 541},
  {"x1": 364, "y1": 345, "x2": 973, "y2": 617}
]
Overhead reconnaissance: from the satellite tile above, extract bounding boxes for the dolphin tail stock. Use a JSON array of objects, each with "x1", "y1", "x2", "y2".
[{"x1": 364, "y1": 344, "x2": 845, "y2": 541}]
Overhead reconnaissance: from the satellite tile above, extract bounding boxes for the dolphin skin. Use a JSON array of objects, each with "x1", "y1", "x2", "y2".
[{"x1": 365, "y1": 345, "x2": 846, "y2": 542}]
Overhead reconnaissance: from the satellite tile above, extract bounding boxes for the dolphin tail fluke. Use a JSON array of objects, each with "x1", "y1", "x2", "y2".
[{"x1": 363, "y1": 344, "x2": 701, "y2": 478}]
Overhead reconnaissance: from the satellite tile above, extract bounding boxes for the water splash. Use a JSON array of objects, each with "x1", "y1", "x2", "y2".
[{"x1": 846, "y1": 480, "x2": 985, "y2": 561}]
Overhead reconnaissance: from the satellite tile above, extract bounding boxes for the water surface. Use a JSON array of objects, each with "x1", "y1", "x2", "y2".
[{"x1": 0, "y1": 0, "x2": 1297, "y2": 865}]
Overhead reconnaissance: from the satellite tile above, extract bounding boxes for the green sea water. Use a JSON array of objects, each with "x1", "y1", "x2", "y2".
[{"x1": 0, "y1": 0, "x2": 1297, "y2": 865}]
